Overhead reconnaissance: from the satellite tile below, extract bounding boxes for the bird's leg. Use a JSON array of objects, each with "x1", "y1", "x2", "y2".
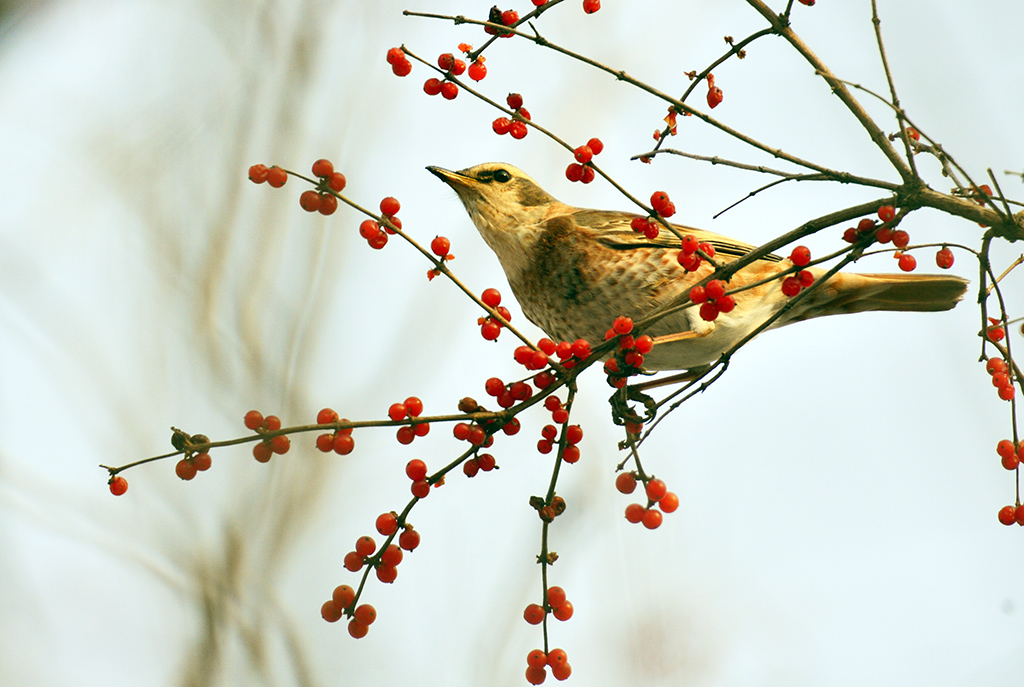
[{"x1": 628, "y1": 365, "x2": 712, "y2": 392}]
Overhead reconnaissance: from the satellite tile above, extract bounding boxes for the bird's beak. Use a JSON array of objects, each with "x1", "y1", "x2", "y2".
[{"x1": 427, "y1": 165, "x2": 471, "y2": 188}]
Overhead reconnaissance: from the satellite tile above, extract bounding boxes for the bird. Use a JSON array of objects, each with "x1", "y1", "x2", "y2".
[{"x1": 428, "y1": 162, "x2": 969, "y2": 372}]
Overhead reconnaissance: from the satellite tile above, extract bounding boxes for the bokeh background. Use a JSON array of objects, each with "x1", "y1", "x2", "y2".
[{"x1": 1, "y1": 1, "x2": 1022, "y2": 685}]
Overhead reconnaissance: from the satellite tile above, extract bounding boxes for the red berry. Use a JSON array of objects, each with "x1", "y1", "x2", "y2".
[
  {"x1": 998, "y1": 505, "x2": 1017, "y2": 526},
  {"x1": 317, "y1": 194, "x2": 338, "y2": 216},
  {"x1": 781, "y1": 276, "x2": 802, "y2": 297},
  {"x1": 480, "y1": 321, "x2": 501, "y2": 340},
  {"x1": 525, "y1": 666, "x2": 547, "y2": 685},
  {"x1": 175, "y1": 458, "x2": 197, "y2": 481},
  {"x1": 705, "y1": 280, "x2": 725, "y2": 300},
  {"x1": 699, "y1": 302, "x2": 719, "y2": 321},
  {"x1": 616, "y1": 472, "x2": 637, "y2": 494},
  {"x1": 411, "y1": 479, "x2": 430, "y2": 498},
  {"x1": 399, "y1": 527, "x2": 421, "y2": 551},
  {"x1": 478, "y1": 453, "x2": 497, "y2": 471},
  {"x1": 658, "y1": 491, "x2": 680, "y2": 513},
  {"x1": 347, "y1": 619, "x2": 369, "y2": 639},
  {"x1": 253, "y1": 442, "x2": 273, "y2": 463},
  {"x1": 244, "y1": 410, "x2": 264, "y2": 430},
  {"x1": 386, "y1": 47, "x2": 405, "y2": 65},
  {"x1": 329, "y1": 172, "x2": 346, "y2": 192},
  {"x1": 321, "y1": 600, "x2": 343, "y2": 623},
  {"x1": 892, "y1": 230, "x2": 910, "y2": 249},
  {"x1": 897, "y1": 253, "x2": 917, "y2": 272},
  {"x1": 552, "y1": 662, "x2": 572, "y2": 681},
  {"x1": 582, "y1": 0, "x2": 601, "y2": 13},
  {"x1": 376, "y1": 512, "x2": 399, "y2": 536},
  {"x1": 354, "y1": 603, "x2": 377, "y2": 626},
  {"x1": 468, "y1": 60, "x2": 487, "y2": 81},
  {"x1": 613, "y1": 315, "x2": 633, "y2": 335},
  {"x1": 527, "y1": 649, "x2": 548, "y2": 669},
  {"x1": 379, "y1": 196, "x2": 400, "y2": 217},
  {"x1": 552, "y1": 600, "x2": 574, "y2": 621},
  {"x1": 798, "y1": 270, "x2": 814, "y2": 287},
  {"x1": 359, "y1": 219, "x2": 381, "y2": 240},
  {"x1": 354, "y1": 535, "x2": 376, "y2": 558},
  {"x1": 481, "y1": 288, "x2": 502, "y2": 307},
  {"x1": 423, "y1": 77, "x2": 442, "y2": 96},
  {"x1": 565, "y1": 424, "x2": 584, "y2": 445},
  {"x1": 388, "y1": 402, "x2": 408, "y2": 422},
  {"x1": 311, "y1": 159, "x2": 334, "y2": 177},
  {"x1": 406, "y1": 459, "x2": 428, "y2": 481},
  {"x1": 624, "y1": 503, "x2": 646, "y2": 523},
  {"x1": 108, "y1": 475, "x2": 128, "y2": 496},
  {"x1": 440, "y1": 81, "x2": 459, "y2": 100},
  {"x1": 565, "y1": 163, "x2": 584, "y2": 182},
  {"x1": 403, "y1": 397, "x2": 423, "y2": 417},
  {"x1": 248, "y1": 164, "x2": 269, "y2": 183},
  {"x1": 790, "y1": 245, "x2": 811, "y2": 267},
  {"x1": 343, "y1": 551, "x2": 364, "y2": 572},
  {"x1": 524, "y1": 603, "x2": 546, "y2": 625},
  {"x1": 266, "y1": 166, "x2": 287, "y2": 187},
  {"x1": 333, "y1": 433, "x2": 355, "y2": 455},
  {"x1": 645, "y1": 478, "x2": 667, "y2": 501},
  {"x1": 936, "y1": 246, "x2": 954, "y2": 269},
  {"x1": 573, "y1": 145, "x2": 593, "y2": 164},
  {"x1": 843, "y1": 227, "x2": 858, "y2": 243},
  {"x1": 299, "y1": 190, "x2": 321, "y2": 212},
  {"x1": 492, "y1": 117, "x2": 512, "y2": 135},
  {"x1": 509, "y1": 121, "x2": 528, "y2": 139},
  {"x1": 333, "y1": 584, "x2": 355, "y2": 608},
  {"x1": 877, "y1": 205, "x2": 896, "y2": 223},
  {"x1": 381, "y1": 543, "x2": 403, "y2": 568},
  {"x1": 270, "y1": 435, "x2": 290, "y2": 454},
  {"x1": 587, "y1": 137, "x2": 604, "y2": 155},
  {"x1": 501, "y1": 9, "x2": 519, "y2": 26},
  {"x1": 997, "y1": 440, "x2": 1017, "y2": 459},
  {"x1": 986, "y1": 358, "x2": 1007, "y2": 375},
  {"x1": 707, "y1": 85, "x2": 723, "y2": 108},
  {"x1": 642, "y1": 508, "x2": 664, "y2": 529},
  {"x1": 547, "y1": 586, "x2": 567, "y2": 608},
  {"x1": 431, "y1": 236, "x2": 451, "y2": 257}
]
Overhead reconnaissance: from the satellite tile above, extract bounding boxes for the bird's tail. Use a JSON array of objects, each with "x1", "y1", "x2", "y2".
[{"x1": 784, "y1": 271, "x2": 969, "y2": 324}]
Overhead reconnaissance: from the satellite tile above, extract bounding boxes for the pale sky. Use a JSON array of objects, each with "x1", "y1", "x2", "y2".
[{"x1": 1, "y1": 1, "x2": 1022, "y2": 685}]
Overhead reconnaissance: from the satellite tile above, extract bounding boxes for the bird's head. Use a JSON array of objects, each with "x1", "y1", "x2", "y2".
[{"x1": 428, "y1": 162, "x2": 563, "y2": 278}]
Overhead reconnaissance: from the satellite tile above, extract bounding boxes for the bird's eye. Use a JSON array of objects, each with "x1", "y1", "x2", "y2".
[{"x1": 493, "y1": 169, "x2": 512, "y2": 183}]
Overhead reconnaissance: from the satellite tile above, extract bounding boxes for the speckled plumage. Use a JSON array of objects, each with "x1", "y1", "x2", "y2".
[{"x1": 429, "y1": 163, "x2": 968, "y2": 371}]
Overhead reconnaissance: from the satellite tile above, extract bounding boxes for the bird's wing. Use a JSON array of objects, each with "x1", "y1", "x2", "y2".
[{"x1": 575, "y1": 209, "x2": 782, "y2": 262}]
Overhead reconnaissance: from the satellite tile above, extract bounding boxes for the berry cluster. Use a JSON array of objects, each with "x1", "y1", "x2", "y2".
[
  {"x1": 536, "y1": 421, "x2": 584, "y2": 463},
  {"x1": 314, "y1": 408, "x2": 356, "y2": 455},
  {"x1": 600, "y1": 316, "x2": 654, "y2": 385},
  {"x1": 248, "y1": 163, "x2": 288, "y2": 188},
  {"x1": 630, "y1": 191, "x2": 678, "y2": 240},
  {"x1": 616, "y1": 474, "x2": 679, "y2": 529},
  {"x1": 781, "y1": 245, "x2": 815, "y2": 297},
  {"x1": 386, "y1": 46, "x2": 412, "y2": 76},
  {"x1": 565, "y1": 137, "x2": 604, "y2": 183},
  {"x1": 706, "y1": 73, "x2": 723, "y2": 109},
  {"x1": 524, "y1": 584, "x2": 574, "y2": 625},
  {"x1": 688, "y1": 279, "x2": 736, "y2": 322},
  {"x1": 675, "y1": 233, "x2": 717, "y2": 271},
  {"x1": 243, "y1": 410, "x2": 291, "y2": 463},
  {"x1": 389, "y1": 397, "x2": 429, "y2": 444},
  {"x1": 526, "y1": 646, "x2": 572, "y2": 684},
  {"x1": 478, "y1": 287, "x2": 513, "y2": 340},
  {"x1": 424, "y1": 52, "x2": 466, "y2": 100},
  {"x1": 493, "y1": 93, "x2": 530, "y2": 139},
  {"x1": 297, "y1": 159, "x2": 347, "y2": 215},
  {"x1": 484, "y1": 7, "x2": 519, "y2": 37},
  {"x1": 985, "y1": 356, "x2": 1016, "y2": 401}
]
